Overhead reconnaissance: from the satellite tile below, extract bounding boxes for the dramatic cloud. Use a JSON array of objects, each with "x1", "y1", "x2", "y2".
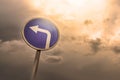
[
  {"x1": 1, "y1": 38, "x2": 120, "y2": 80},
  {"x1": 43, "y1": 56, "x2": 63, "y2": 64},
  {"x1": 1, "y1": 0, "x2": 120, "y2": 80},
  {"x1": 0, "y1": 0, "x2": 43, "y2": 41},
  {"x1": 89, "y1": 39, "x2": 102, "y2": 53},
  {"x1": 112, "y1": 46, "x2": 120, "y2": 54},
  {"x1": 0, "y1": 40, "x2": 63, "y2": 80}
]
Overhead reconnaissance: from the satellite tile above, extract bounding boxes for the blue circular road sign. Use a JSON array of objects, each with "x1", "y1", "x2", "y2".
[{"x1": 22, "y1": 18, "x2": 59, "y2": 50}]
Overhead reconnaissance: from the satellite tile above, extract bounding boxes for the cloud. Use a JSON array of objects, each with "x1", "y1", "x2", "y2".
[
  {"x1": 84, "y1": 20, "x2": 93, "y2": 25},
  {"x1": 0, "y1": 0, "x2": 44, "y2": 41},
  {"x1": 112, "y1": 46, "x2": 120, "y2": 54},
  {"x1": 0, "y1": 40, "x2": 63, "y2": 80},
  {"x1": 0, "y1": 40, "x2": 34, "y2": 80},
  {"x1": 43, "y1": 55, "x2": 63, "y2": 64},
  {"x1": 1, "y1": 38, "x2": 120, "y2": 80},
  {"x1": 0, "y1": 40, "x2": 34, "y2": 65},
  {"x1": 37, "y1": 48, "x2": 120, "y2": 80},
  {"x1": 1, "y1": 0, "x2": 120, "y2": 80},
  {"x1": 89, "y1": 38, "x2": 102, "y2": 53}
]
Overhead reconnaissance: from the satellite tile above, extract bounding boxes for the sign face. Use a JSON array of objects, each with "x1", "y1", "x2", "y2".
[{"x1": 22, "y1": 18, "x2": 59, "y2": 50}]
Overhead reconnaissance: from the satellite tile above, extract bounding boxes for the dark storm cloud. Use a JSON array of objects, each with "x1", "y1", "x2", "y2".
[
  {"x1": 112, "y1": 46, "x2": 120, "y2": 54},
  {"x1": 1, "y1": 0, "x2": 120, "y2": 80},
  {"x1": 0, "y1": 40, "x2": 64, "y2": 80},
  {"x1": 1, "y1": 39, "x2": 120, "y2": 80},
  {"x1": 76, "y1": 63, "x2": 120, "y2": 80},
  {"x1": 44, "y1": 56, "x2": 62, "y2": 64},
  {"x1": 0, "y1": 0, "x2": 41, "y2": 41},
  {"x1": 50, "y1": 50, "x2": 62, "y2": 56},
  {"x1": 0, "y1": 1, "x2": 21, "y2": 40},
  {"x1": 89, "y1": 38, "x2": 101, "y2": 53},
  {"x1": 0, "y1": 40, "x2": 34, "y2": 80},
  {"x1": 36, "y1": 49, "x2": 120, "y2": 80}
]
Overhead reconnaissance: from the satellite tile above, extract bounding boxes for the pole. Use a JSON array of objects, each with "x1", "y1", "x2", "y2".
[{"x1": 31, "y1": 50, "x2": 41, "y2": 80}]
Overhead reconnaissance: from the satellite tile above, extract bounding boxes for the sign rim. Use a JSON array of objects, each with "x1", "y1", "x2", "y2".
[{"x1": 22, "y1": 18, "x2": 60, "y2": 51}]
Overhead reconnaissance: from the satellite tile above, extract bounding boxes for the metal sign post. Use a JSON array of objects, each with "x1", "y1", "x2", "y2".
[
  {"x1": 31, "y1": 50, "x2": 41, "y2": 80},
  {"x1": 22, "y1": 18, "x2": 59, "y2": 80}
]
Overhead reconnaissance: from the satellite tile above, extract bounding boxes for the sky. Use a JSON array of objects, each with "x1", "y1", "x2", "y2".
[{"x1": 0, "y1": 0, "x2": 120, "y2": 80}]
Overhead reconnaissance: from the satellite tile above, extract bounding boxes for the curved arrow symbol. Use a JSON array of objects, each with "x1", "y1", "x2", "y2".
[{"x1": 30, "y1": 25, "x2": 51, "y2": 49}]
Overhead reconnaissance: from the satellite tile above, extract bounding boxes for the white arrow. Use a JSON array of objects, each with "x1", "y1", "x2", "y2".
[{"x1": 30, "y1": 25, "x2": 51, "y2": 49}]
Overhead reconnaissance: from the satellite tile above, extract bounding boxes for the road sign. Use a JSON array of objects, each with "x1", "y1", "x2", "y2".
[{"x1": 22, "y1": 18, "x2": 59, "y2": 50}]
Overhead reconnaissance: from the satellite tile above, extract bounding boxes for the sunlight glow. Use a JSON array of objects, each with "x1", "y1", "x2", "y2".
[
  {"x1": 30, "y1": 0, "x2": 107, "y2": 20},
  {"x1": 28, "y1": 0, "x2": 115, "y2": 42},
  {"x1": 31, "y1": 0, "x2": 41, "y2": 8}
]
